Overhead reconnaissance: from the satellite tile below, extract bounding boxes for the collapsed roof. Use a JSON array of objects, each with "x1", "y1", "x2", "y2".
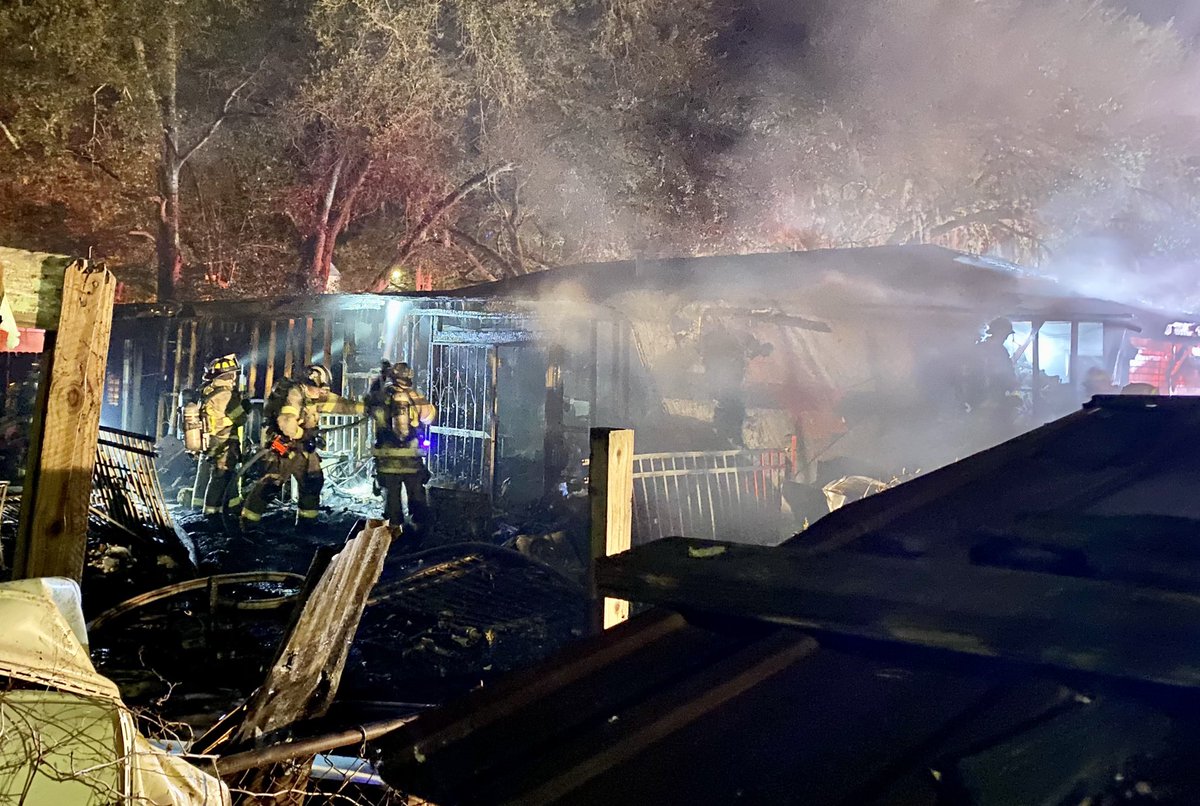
[{"x1": 377, "y1": 396, "x2": 1200, "y2": 805}]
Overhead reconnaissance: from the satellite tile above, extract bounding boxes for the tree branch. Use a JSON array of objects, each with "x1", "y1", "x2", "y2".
[
  {"x1": 449, "y1": 228, "x2": 514, "y2": 279},
  {"x1": 918, "y1": 207, "x2": 1027, "y2": 243},
  {"x1": 177, "y1": 73, "x2": 255, "y2": 167},
  {"x1": 65, "y1": 148, "x2": 123, "y2": 182},
  {"x1": 318, "y1": 155, "x2": 346, "y2": 234},
  {"x1": 449, "y1": 238, "x2": 501, "y2": 282},
  {"x1": 323, "y1": 156, "x2": 373, "y2": 269},
  {"x1": 369, "y1": 162, "x2": 514, "y2": 291},
  {"x1": 0, "y1": 119, "x2": 21, "y2": 150}
]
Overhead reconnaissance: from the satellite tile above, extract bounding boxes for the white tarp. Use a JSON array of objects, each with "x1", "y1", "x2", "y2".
[{"x1": 0, "y1": 578, "x2": 230, "y2": 805}]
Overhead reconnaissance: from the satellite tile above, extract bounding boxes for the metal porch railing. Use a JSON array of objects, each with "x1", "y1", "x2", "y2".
[{"x1": 629, "y1": 448, "x2": 795, "y2": 545}]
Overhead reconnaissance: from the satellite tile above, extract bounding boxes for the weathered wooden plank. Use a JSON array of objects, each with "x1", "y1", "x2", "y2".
[
  {"x1": 598, "y1": 537, "x2": 1200, "y2": 690},
  {"x1": 589, "y1": 428, "x2": 634, "y2": 630},
  {"x1": 185, "y1": 320, "x2": 198, "y2": 389},
  {"x1": 247, "y1": 321, "x2": 260, "y2": 399},
  {"x1": 0, "y1": 246, "x2": 74, "y2": 330},
  {"x1": 167, "y1": 320, "x2": 186, "y2": 435},
  {"x1": 283, "y1": 318, "x2": 296, "y2": 379},
  {"x1": 14, "y1": 261, "x2": 117, "y2": 581},
  {"x1": 340, "y1": 317, "x2": 352, "y2": 396},
  {"x1": 303, "y1": 316, "x2": 314, "y2": 367},
  {"x1": 228, "y1": 524, "x2": 392, "y2": 803},
  {"x1": 235, "y1": 522, "x2": 393, "y2": 740},
  {"x1": 263, "y1": 320, "x2": 278, "y2": 395}
]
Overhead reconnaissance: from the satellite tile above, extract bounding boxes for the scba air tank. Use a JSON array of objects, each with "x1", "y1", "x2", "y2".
[{"x1": 179, "y1": 390, "x2": 205, "y2": 453}]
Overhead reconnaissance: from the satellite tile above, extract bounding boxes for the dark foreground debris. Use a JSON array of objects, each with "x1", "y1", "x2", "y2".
[{"x1": 374, "y1": 397, "x2": 1200, "y2": 806}]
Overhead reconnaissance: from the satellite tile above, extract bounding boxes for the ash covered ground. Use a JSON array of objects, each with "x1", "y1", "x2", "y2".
[{"x1": 87, "y1": 489, "x2": 592, "y2": 728}]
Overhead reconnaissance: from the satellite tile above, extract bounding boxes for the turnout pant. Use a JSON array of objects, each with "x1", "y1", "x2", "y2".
[
  {"x1": 374, "y1": 444, "x2": 431, "y2": 534},
  {"x1": 241, "y1": 449, "x2": 324, "y2": 523},
  {"x1": 202, "y1": 442, "x2": 242, "y2": 515}
]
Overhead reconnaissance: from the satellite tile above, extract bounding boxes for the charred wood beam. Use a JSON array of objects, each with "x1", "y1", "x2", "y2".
[
  {"x1": 598, "y1": 537, "x2": 1200, "y2": 690},
  {"x1": 234, "y1": 527, "x2": 390, "y2": 744}
]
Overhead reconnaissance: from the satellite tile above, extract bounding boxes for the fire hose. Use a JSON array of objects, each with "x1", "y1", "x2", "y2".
[{"x1": 87, "y1": 571, "x2": 306, "y2": 632}]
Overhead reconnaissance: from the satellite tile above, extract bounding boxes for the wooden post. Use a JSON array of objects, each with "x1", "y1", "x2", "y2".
[
  {"x1": 185, "y1": 320, "x2": 198, "y2": 389},
  {"x1": 322, "y1": 318, "x2": 333, "y2": 372},
  {"x1": 340, "y1": 317, "x2": 353, "y2": 396},
  {"x1": 588, "y1": 427, "x2": 634, "y2": 631},
  {"x1": 487, "y1": 346, "x2": 500, "y2": 499},
  {"x1": 303, "y1": 316, "x2": 314, "y2": 367},
  {"x1": 544, "y1": 344, "x2": 567, "y2": 498},
  {"x1": 157, "y1": 322, "x2": 170, "y2": 439},
  {"x1": 169, "y1": 321, "x2": 185, "y2": 435},
  {"x1": 247, "y1": 322, "x2": 260, "y2": 399},
  {"x1": 264, "y1": 320, "x2": 278, "y2": 395},
  {"x1": 129, "y1": 340, "x2": 144, "y2": 433},
  {"x1": 199, "y1": 320, "x2": 213, "y2": 374},
  {"x1": 283, "y1": 318, "x2": 296, "y2": 378},
  {"x1": 120, "y1": 338, "x2": 134, "y2": 431},
  {"x1": 14, "y1": 260, "x2": 116, "y2": 582}
]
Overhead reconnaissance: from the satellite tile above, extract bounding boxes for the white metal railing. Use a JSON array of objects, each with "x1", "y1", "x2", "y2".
[{"x1": 628, "y1": 448, "x2": 794, "y2": 545}]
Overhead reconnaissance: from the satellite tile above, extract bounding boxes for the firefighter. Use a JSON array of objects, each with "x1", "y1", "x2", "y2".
[
  {"x1": 367, "y1": 361, "x2": 437, "y2": 534},
  {"x1": 976, "y1": 317, "x2": 1019, "y2": 401},
  {"x1": 701, "y1": 321, "x2": 773, "y2": 448},
  {"x1": 240, "y1": 364, "x2": 364, "y2": 529},
  {"x1": 961, "y1": 317, "x2": 1021, "y2": 441},
  {"x1": 198, "y1": 353, "x2": 246, "y2": 516}
]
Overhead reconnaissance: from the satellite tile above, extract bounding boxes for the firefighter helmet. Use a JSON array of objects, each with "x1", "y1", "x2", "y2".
[
  {"x1": 393, "y1": 362, "x2": 414, "y2": 384},
  {"x1": 986, "y1": 317, "x2": 1015, "y2": 339},
  {"x1": 205, "y1": 353, "x2": 240, "y2": 379},
  {"x1": 305, "y1": 363, "x2": 332, "y2": 389}
]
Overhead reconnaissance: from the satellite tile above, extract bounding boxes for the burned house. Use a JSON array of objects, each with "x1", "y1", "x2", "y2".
[{"x1": 93, "y1": 245, "x2": 1164, "y2": 541}]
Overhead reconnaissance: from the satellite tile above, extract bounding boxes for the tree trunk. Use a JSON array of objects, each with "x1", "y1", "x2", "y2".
[
  {"x1": 157, "y1": 163, "x2": 182, "y2": 300},
  {"x1": 155, "y1": 15, "x2": 181, "y2": 302},
  {"x1": 144, "y1": 8, "x2": 248, "y2": 301},
  {"x1": 302, "y1": 155, "x2": 345, "y2": 293},
  {"x1": 319, "y1": 157, "x2": 372, "y2": 286}
]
